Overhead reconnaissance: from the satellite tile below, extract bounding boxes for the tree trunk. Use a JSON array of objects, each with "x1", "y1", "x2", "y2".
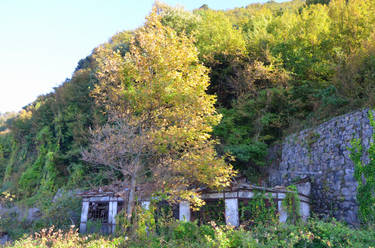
[{"x1": 127, "y1": 172, "x2": 137, "y2": 222}]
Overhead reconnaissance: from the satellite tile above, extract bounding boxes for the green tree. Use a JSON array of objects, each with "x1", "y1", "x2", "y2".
[
  {"x1": 157, "y1": 2, "x2": 199, "y2": 36},
  {"x1": 328, "y1": 0, "x2": 375, "y2": 56},
  {"x1": 195, "y1": 9, "x2": 246, "y2": 63},
  {"x1": 334, "y1": 33, "x2": 375, "y2": 107}
]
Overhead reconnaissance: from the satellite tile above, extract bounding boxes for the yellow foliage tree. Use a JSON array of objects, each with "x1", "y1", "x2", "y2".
[
  {"x1": 329, "y1": 0, "x2": 375, "y2": 55},
  {"x1": 88, "y1": 8, "x2": 236, "y2": 216},
  {"x1": 195, "y1": 9, "x2": 247, "y2": 63}
]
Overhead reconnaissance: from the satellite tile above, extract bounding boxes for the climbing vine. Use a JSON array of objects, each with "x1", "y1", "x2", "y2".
[
  {"x1": 282, "y1": 185, "x2": 301, "y2": 224},
  {"x1": 239, "y1": 191, "x2": 278, "y2": 226},
  {"x1": 349, "y1": 110, "x2": 375, "y2": 224},
  {"x1": 194, "y1": 199, "x2": 225, "y2": 225}
]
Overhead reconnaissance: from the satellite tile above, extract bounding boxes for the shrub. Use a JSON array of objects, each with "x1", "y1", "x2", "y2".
[
  {"x1": 6, "y1": 226, "x2": 125, "y2": 248},
  {"x1": 5, "y1": 218, "x2": 375, "y2": 248}
]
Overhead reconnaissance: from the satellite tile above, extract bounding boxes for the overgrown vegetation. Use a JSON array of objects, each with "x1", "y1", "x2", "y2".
[
  {"x1": 5, "y1": 217, "x2": 375, "y2": 248},
  {"x1": 1, "y1": 0, "x2": 375, "y2": 239},
  {"x1": 283, "y1": 185, "x2": 301, "y2": 225},
  {"x1": 349, "y1": 110, "x2": 375, "y2": 224},
  {"x1": 239, "y1": 191, "x2": 278, "y2": 226},
  {"x1": 0, "y1": 190, "x2": 81, "y2": 240}
]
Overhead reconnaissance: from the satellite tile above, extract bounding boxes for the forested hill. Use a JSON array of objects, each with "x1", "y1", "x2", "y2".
[{"x1": 1, "y1": 0, "x2": 375, "y2": 205}]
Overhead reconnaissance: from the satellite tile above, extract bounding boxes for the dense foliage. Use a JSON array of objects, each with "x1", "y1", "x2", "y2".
[
  {"x1": 5, "y1": 218, "x2": 375, "y2": 248},
  {"x1": 1, "y1": 0, "x2": 375, "y2": 236}
]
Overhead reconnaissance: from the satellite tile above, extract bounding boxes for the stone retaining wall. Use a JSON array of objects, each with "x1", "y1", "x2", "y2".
[{"x1": 268, "y1": 108, "x2": 374, "y2": 225}]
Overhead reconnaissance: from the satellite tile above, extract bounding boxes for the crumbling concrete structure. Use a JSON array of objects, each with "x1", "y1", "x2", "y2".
[{"x1": 79, "y1": 179, "x2": 310, "y2": 233}]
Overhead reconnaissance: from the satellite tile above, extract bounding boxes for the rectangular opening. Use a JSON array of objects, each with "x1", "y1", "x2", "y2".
[
  {"x1": 88, "y1": 202, "x2": 109, "y2": 223},
  {"x1": 87, "y1": 201, "x2": 110, "y2": 234},
  {"x1": 239, "y1": 194, "x2": 278, "y2": 226},
  {"x1": 155, "y1": 200, "x2": 179, "y2": 220},
  {"x1": 191, "y1": 199, "x2": 225, "y2": 225}
]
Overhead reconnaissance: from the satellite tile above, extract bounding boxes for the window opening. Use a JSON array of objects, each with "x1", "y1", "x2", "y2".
[{"x1": 88, "y1": 202, "x2": 109, "y2": 223}]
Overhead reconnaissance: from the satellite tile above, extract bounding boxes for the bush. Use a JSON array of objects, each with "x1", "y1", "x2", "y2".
[
  {"x1": 6, "y1": 226, "x2": 125, "y2": 248},
  {"x1": 5, "y1": 218, "x2": 375, "y2": 248},
  {"x1": 0, "y1": 190, "x2": 82, "y2": 240},
  {"x1": 37, "y1": 190, "x2": 82, "y2": 230}
]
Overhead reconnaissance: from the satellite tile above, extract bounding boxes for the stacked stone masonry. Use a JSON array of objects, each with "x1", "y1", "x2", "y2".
[{"x1": 268, "y1": 108, "x2": 375, "y2": 225}]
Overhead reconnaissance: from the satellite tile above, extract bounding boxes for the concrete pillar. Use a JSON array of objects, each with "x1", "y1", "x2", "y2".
[
  {"x1": 297, "y1": 181, "x2": 311, "y2": 222},
  {"x1": 141, "y1": 201, "x2": 150, "y2": 210},
  {"x1": 300, "y1": 202, "x2": 310, "y2": 222},
  {"x1": 80, "y1": 200, "x2": 89, "y2": 233},
  {"x1": 179, "y1": 201, "x2": 190, "y2": 221},
  {"x1": 225, "y1": 198, "x2": 239, "y2": 227},
  {"x1": 278, "y1": 193, "x2": 287, "y2": 223},
  {"x1": 108, "y1": 200, "x2": 118, "y2": 233},
  {"x1": 108, "y1": 201, "x2": 113, "y2": 233}
]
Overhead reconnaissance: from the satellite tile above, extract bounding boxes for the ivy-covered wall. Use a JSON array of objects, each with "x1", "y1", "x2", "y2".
[{"x1": 268, "y1": 109, "x2": 375, "y2": 225}]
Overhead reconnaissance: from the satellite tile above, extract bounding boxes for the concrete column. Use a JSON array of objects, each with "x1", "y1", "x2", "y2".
[
  {"x1": 300, "y1": 202, "x2": 310, "y2": 222},
  {"x1": 179, "y1": 201, "x2": 190, "y2": 221},
  {"x1": 141, "y1": 201, "x2": 150, "y2": 210},
  {"x1": 80, "y1": 200, "x2": 89, "y2": 233},
  {"x1": 296, "y1": 181, "x2": 311, "y2": 222},
  {"x1": 108, "y1": 200, "x2": 118, "y2": 233},
  {"x1": 108, "y1": 201, "x2": 113, "y2": 234},
  {"x1": 225, "y1": 198, "x2": 239, "y2": 227},
  {"x1": 278, "y1": 193, "x2": 287, "y2": 223}
]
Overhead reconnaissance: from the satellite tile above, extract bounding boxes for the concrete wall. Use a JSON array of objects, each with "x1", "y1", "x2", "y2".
[{"x1": 268, "y1": 109, "x2": 374, "y2": 225}]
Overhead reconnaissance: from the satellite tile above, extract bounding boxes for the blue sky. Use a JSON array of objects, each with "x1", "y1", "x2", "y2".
[{"x1": 0, "y1": 0, "x2": 282, "y2": 113}]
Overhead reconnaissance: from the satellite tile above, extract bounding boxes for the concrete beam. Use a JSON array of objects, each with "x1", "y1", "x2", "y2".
[
  {"x1": 88, "y1": 196, "x2": 110, "y2": 202},
  {"x1": 238, "y1": 191, "x2": 254, "y2": 198}
]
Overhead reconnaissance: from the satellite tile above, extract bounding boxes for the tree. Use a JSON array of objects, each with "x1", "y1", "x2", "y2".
[
  {"x1": 328, "y1": 0, "x2": 375, "y2": 56},
  {"x1": 82, "y1": 113, "x2": 150, "y2": 221},
  {"x1": 306, "y1": 0, "x2": 330, "y2": 5},
  {"x1": 86, "y1": 8, "x2": 235, "y2": 219},
  {"x1": 195, "y1": 9, "x2": 246, "y2": 63},
  {"x1": 156, "y1": 2, "x2": 199, "y2": 36},
  {"x1": 334, "y1": 33, "x2": 375, "y2": 107}
]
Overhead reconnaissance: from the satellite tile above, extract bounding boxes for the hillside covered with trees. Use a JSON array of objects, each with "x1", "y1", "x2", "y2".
[{"x1": 1, "y1": 0, "x2": 375, "y2": 242}]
